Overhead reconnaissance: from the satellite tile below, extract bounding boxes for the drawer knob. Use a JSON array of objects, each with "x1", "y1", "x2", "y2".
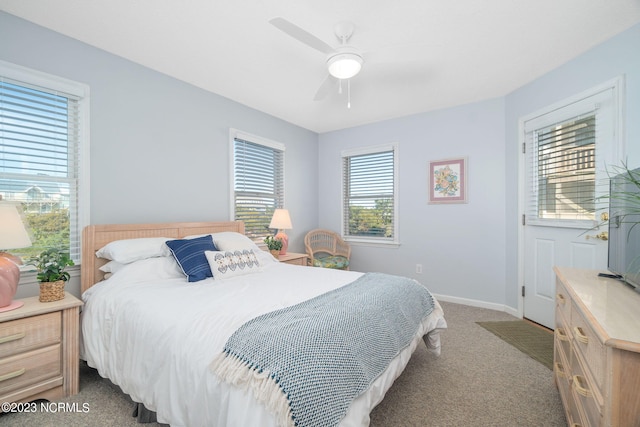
[
  {"x1": 556, "y1": 293, "x2": 566, "y2": 304},
  {"x1": 0, "y1": 368, "x2": 26, "y2": 383},
  {"x1": 555, "y1": 327, "x2": 569, "y2": 341},
  {"x1": 554, "y1": 362, "x2": 567, "y2": 378},
  {"x1": 573, "y1": 326, "x2": 589, "y2": 344},
  {"x1": 0, "y1": 332, "x2": 26, "y2": 345},
  {"x1": 572, "y1": 375, "x2": 592, "y2": 397}
]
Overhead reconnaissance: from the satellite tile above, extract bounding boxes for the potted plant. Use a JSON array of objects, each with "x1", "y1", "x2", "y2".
[
  {"x1": 264, "y1": 235, "x2": 283, "y2": 259},
  {"x1": 33, "y1": 248, "x2": 74, "y2": 302}
]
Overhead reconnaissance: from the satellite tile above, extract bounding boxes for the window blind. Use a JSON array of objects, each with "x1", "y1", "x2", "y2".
[
  {"x1": 0, "y1": 77, "x2": 81, "y2": 261},
  {"x1": 233, "y1": 137, "x2": 284, "y2": 240},
  {"x1": 342, "y1": 146, "x2": 396, "y2": 241},
  {"x1": 526, "y1": 114, "x2": 596, "y2": 223}
]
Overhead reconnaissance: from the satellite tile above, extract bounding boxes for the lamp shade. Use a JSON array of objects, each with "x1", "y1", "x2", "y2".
[
  {"x1": 0, "y1": 203, "x2": 32, "y2": 250},
  {"x1": 269, "y1": 209, "x2": 292, "y2": 230}
]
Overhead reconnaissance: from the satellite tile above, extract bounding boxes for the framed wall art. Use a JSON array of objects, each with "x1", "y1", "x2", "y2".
[{"x1": 428, "y1": 157, "x2": 467, "y2": 204}]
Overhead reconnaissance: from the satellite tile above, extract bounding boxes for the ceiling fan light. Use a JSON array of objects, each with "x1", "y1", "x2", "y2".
[{"x1": 327, "y1": 53, "x2": 363, "y2": 80}]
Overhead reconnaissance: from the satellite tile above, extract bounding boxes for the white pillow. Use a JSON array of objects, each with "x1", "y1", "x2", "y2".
[
  {"x1": 210, "y1": 232, "x2": 260, "y2": 251},
  {"x1": 205, "y1": 249, "x2": 262, "y2": 280},
  {"x1": 107, "y1": 256, "x2": 184, "y2": 282},
  {"x1": 186, "y1": 232, "x2": 276, "y2": 265},
  {"x1": 185, "y1": 231, "x2": 258, "y2": 251},
  {"x1": 95, "y1": 237, "x2": 171, "y2": 264},
  {"x1": 99, "y1": 260, "x2": 125, "y2": 273}
]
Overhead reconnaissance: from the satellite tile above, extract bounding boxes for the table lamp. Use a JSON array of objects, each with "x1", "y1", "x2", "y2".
[
  {"x1": 269, "y1": 209, "x2": 292, "y2": 255},
  {"x1": 0, "y1": 200, "x2": 32, "y2": 312}
]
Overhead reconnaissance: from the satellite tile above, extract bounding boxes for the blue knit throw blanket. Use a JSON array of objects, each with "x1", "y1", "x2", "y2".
[{"x1": 210, "y1": 272, "x2": 435, "y2": 427}]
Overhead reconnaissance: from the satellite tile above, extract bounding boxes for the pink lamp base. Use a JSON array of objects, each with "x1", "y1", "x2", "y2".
[
  {"x1": 275, "y1": 231, "x2": 289, "y2": 255},
  {"x1": 0, "y1": 300, "x2": 24, "y2": 313}
]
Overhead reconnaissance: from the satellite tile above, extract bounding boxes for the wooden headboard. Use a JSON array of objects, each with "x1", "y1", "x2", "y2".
[{"x1": 81, "y1": 221, "x2": 245, "y2": 294}]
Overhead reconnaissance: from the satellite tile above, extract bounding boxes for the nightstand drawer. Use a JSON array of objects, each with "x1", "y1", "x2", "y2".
[
  {"x1": 0, "y1": 312, "x2": 61, "y2": 359},
  {"x1": 0, "y1": 344, "x2": 61, "y2": 396}
]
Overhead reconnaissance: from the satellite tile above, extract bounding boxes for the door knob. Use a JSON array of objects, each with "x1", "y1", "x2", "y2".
[{"x1": 586, "y1": 231, "x2": 608, "y2": 241}]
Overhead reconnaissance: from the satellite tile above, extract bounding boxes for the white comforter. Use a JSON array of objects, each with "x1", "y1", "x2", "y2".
[{"x1": 81, "y1": 256, "x2": 446, "y2": 427}]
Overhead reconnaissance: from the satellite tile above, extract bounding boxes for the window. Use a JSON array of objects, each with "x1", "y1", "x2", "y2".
[
  {"x1": 342, "y1": 143, "x2": 398, "y2": 244},
  {"x1": 533, "y1": 115, "x2": 596, "y2": 221},
  {"x1": 230, "y1": 129, "x2": 285, "y2": 241},
  {"x1": 0, "y1": 61, "x2": 89, "y2": 263},
  {"x1": 523, "y1": 81, "x2": 619, "y2": 228}
]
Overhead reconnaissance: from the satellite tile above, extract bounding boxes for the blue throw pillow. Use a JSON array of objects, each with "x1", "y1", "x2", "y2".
[{"x1": 166, "y1": 235, "x2": 218, "y2": 282}]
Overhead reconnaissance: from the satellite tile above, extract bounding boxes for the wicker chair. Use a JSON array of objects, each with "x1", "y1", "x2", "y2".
[{"x1": 304, "y1": 229, "x2": 351, "y2": 270}]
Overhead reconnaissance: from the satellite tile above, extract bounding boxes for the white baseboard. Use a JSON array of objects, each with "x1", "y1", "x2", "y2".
[{"x1": 433, "y1": 293, "x2": 520, "y2": 319}]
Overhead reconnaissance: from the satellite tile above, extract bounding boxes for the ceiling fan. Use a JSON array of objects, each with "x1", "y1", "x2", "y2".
[{"x1": 269, "y1": 17, "x2": 364, "y2": 106}]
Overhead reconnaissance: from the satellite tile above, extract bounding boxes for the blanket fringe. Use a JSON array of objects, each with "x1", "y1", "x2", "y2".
[{"x1": 211, "y1": 352, "x2": 294, "y2": 427}]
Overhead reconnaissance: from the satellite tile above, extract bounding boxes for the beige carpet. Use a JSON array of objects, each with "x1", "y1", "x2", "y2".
[
  {"x1": 0, "y1": 301, "x2": 566, "y2": 426},
  {"x1": 476, "y1": 320, "x2": 554, "y2": 370}
]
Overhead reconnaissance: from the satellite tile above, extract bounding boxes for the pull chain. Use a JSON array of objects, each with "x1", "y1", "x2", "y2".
[{"x1": 347, "y1": 79, "x2": 351, "y2": 109}]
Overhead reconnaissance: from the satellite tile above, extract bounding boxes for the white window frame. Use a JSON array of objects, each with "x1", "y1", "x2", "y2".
[
  {"x1": 520, "y1": 77, "x2": 623, "y2": 230},
  {"x1": 341, "y1": 142, "x2": 399, "y2": 246},
  {"x1": 0, "y1": 60, "x2": 90, "y2": 265},
  {"x1": 229, "y1": 128, "x2": 285, "y2": 242}
]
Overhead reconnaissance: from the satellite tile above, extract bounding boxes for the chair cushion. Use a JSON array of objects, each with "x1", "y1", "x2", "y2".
[{"x1": 312, "y1": 255, "x2": 349, "y2": 269}]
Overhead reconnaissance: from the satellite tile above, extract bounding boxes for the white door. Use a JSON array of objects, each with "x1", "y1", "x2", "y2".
[{"x1": 520, "y1": 79, "x2": 622, "y2": 329}]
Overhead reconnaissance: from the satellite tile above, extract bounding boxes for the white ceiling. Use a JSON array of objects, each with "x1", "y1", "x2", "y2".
[{"x1": 1, "y1": 1, "x2": 639, "y2": 133}]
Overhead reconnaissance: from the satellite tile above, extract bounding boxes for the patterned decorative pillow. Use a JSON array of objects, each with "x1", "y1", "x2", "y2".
[
  {"x1": 165, "y1": 235, "x2": 218, "y2": 282},
  {"x1": 205, "y1": 249, "x2": 261, "y2": 280}
]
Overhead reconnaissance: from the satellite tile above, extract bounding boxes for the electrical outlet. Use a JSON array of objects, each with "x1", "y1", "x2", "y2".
[{"x1": 416, "y1": 264, "x2": 422, "y2": 274}]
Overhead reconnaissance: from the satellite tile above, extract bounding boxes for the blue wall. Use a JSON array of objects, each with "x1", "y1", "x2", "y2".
[
  {"x1": 0, "y1": 11, "x2": 319, "y2": 249},
  {"x1": 0, "y1": 11, "x2": 319, "y2": 298},
  {"x1": 2, "y1": 10, "x2": 638, "y2": 310},
  {"x1": 504, "y1": 23, "x2": 640, "y2": 308},
  {"x1": 319, "y1": 99, "x2": 508, "y2": 308},
  {"x1": 319, "y1": 23, "x2": 640, "y2": 312}
]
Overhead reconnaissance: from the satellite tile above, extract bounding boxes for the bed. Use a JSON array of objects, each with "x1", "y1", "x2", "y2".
[{"x1": 79, "y1": 221, "x2": 447, "y2": 427}]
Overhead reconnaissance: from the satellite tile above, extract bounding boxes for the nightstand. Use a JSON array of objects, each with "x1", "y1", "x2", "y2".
[
  {"x1": 278, "y1": 252, "x2": 309, "y2": 266},
  {"x1": 0, "y1": 293, "x2": 82, "y2": 406}
]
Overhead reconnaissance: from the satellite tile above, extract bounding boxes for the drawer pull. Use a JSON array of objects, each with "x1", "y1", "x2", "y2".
[
  {"x1": 555, "y1": 327, "x2": 569, "y2": 341},
  {"x1": 573, "y1": 326, "x2": 589, "y2": 344},
  {"x1": 571, "y1": 424, "x2": 582, "y2": 427},
  {"x1": 0, "y1": 368, "x2": 26, "y2": 382},
  {"x1": 572, "y1": 375, "x2": 592, "y2": 397},
  {"x1": 556, "y1": 293, "x2": 566, "y2": 304},
  {"x1": 554, "y1": 362, "x2": 567, "y2": 378},
  {"x1": 0, "y1": 332, "x2": 26, "y2": 344}
]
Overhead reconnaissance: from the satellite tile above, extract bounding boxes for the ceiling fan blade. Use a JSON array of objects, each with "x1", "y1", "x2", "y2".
[
  {"x1": 269, "y1": 17, "x2": 334, "y2": 55},
  {"x1": 313, "y1": 75, "x2": 338, "y2": 101}
]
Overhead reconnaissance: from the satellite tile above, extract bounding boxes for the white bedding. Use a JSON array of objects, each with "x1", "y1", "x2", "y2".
[{"x1": 81, "y1": 254, "x2": 446, "y2": 427}]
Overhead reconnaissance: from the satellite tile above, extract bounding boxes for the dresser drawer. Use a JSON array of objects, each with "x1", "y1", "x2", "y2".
[
  {"x1": 571, "y1": 344, "x2": 603, "y2": 427},
  {"x1": 555, "y1": 343, "x2": 584, "y2": 427},
  {"x1": 556, "y1": 279, "x2": 572, "y2": 322},
  {"x1": 0, "y1": 344, "x2": 61, "y2": 395},
  {"x1": 555, "y1": 307, "x2": 571, "y2": 361},
  {"x1": 570, "y1": 302, "x2": 606, "y2": 392},
  {"x1": 0, "y1": 312, "x2": 61, "y2": 359}
]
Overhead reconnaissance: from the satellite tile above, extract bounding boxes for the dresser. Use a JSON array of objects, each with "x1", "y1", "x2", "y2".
[
  {"x1": 554, "y1": 267, "x2": 640, "y2": 427},
  {"x1": 0, "y1": 293, "x2": 82, "y2": 407}
]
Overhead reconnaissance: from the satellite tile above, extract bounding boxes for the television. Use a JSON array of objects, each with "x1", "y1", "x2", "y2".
[{"x1": 607, "y1": 166, "x2": 640, "y2": 290}]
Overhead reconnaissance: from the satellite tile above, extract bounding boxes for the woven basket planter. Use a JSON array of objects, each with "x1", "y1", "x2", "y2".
[
  {"x1": 39, "y1": 280, "x2": 65, "y2": 302},
  {"x1": 269, "y1": 249, "x2": 280, "y2": 260}
]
